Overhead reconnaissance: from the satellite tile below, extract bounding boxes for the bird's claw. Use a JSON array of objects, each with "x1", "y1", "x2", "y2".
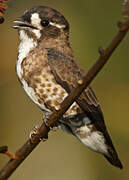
[
  {"x1": 43, "y1": 116, "x2": 59, "y2": 131},
  {"x1": 29, "y1": 125, "x2": 48, "y2": 143},
  {"x1": 50, "y1": 126, "x2": 60, "y2": 131}
]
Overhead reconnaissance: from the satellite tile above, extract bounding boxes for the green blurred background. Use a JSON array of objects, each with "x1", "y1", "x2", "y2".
[{"x1": 0, "y1": 0, "x2": 129, "y2": 179}]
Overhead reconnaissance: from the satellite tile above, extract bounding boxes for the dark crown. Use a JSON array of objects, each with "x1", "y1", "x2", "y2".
[{"x1": 21, "y1": 6, "x2": 69, "y2": 31}]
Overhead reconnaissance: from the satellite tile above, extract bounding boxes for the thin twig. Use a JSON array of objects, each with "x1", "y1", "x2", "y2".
[
  {"x1": 0, "y1": 0, "x2": 10, "y2": 24},
  {"x1": 0, "y1": 19, "x2": 129, "y2": 180}
]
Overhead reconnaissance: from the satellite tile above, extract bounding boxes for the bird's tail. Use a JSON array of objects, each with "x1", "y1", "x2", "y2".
[
  {"x1": 59, "y1": 116, "x2": 123, "y2": 169},
  {"x1": 104, "y1": 152, "x2": 123, "y2": 169},
  {"x1": 103, "y1": 130, "x2": 123, "y2": 169},
  {"x1": 74, "y1": 123, "x2": 123, "y2": 169}
]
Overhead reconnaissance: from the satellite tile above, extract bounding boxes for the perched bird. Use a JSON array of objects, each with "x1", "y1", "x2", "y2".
[{"x1": 13, "y1": 6, "x2": 123, "y2": 169}]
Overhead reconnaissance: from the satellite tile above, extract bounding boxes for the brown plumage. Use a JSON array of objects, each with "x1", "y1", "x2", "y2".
[{"x1": 13, "y1": 6, "x2": 123, "y2": 169}]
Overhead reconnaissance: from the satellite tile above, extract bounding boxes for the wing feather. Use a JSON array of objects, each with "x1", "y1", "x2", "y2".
[{"x1": 47, "y1": 48, "x2": 104, "y2": 123}]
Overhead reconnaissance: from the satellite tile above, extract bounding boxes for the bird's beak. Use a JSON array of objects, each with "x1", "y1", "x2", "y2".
[{"x1": 13, "y1": 18, "x2": 37, "y2": 29}]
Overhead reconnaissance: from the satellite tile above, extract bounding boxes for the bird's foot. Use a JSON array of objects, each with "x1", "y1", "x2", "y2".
[
  {"x1": 43, "y1": 117, "x2": 59, "y2": 132},
  {"x1": 50, "y1": 126, "x2": 60, "y2": 131},
  {"x1": 29, "y1": 125, "x2": 48, "y2": 143}
]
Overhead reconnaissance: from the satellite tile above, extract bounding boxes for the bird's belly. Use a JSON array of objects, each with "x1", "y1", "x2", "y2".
[
  {"x1": 17, "y1": 57, "x2": 79, "y2": 115},
  {"x1": 22, "y1": 77, "x2": 49, "y2": 112}
]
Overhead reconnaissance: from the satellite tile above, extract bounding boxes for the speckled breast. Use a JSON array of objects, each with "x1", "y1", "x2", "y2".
[{"x1": 20, "y1": 47, "x2": 79, "y2": 116}]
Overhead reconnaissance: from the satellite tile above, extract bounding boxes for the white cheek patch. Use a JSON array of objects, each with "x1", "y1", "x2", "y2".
[
  {"x1": 31, "y1": 13, "x2": 42, "y2": 30},
  {"x1": 32, "y1": 29, "x2": 41, "y2": 39},
  {"x1": 50, "y1": 21, "x2": 66, "y2": 29}
]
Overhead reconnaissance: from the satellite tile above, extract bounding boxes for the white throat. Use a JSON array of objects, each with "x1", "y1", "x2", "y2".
[{"x1": 17, "y1": 30, "x2": 38, "y2": 79}]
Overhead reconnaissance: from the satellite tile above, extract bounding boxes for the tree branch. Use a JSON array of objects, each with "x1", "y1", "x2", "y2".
[{"x1": 0, "y1": 19, "x2": 129, "y2": 180}]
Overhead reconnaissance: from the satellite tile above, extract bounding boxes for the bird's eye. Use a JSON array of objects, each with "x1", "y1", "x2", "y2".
[{"x1": 41, "y1": 19, "x2": 49, "y2": 27}]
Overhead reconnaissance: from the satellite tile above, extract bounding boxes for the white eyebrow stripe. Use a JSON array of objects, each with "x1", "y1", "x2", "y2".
[{"x1": 49, "y1": 22, "x2": 66, "y2": 29}]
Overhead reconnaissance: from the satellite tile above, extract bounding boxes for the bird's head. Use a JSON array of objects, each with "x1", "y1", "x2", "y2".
[{"x1": 13, "y1": 6, "x2": 70, "y2": 43}]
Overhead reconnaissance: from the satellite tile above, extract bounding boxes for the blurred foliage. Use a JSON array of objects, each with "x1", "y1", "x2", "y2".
[{"x1": 0, "y1": 0, "x2": 129, "y2": 180}]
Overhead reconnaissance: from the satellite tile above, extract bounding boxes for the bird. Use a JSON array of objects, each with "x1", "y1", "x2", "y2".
[{"x1": 13, "y1": 6, "x2": 123, "y2": 169}]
